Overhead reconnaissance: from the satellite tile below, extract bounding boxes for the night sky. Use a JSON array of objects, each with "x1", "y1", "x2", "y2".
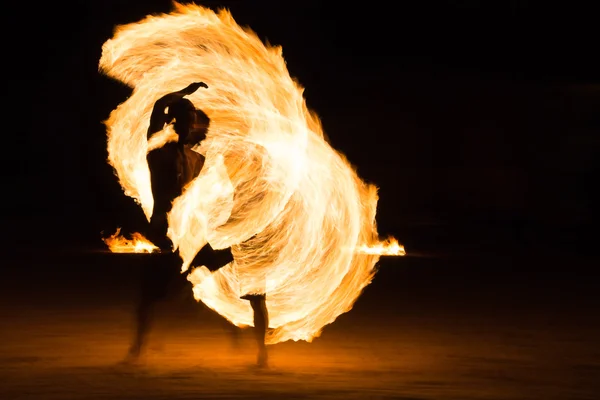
[{"x1": 8, "y1": 1, "x2": 599, "y2": 257}]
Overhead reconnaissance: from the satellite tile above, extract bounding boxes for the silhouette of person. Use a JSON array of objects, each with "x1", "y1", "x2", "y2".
[
  {"x1": 124, "y1": 82, "x2": 269, "y2": 368},
  {"x1": 124, "y1": 82, "x2": 234, "y2": 362}
]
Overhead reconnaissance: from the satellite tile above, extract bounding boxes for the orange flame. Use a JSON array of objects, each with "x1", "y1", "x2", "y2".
[
  {"x1": 103, "y1": 228, "x2": 158, "y2": 253},
  {"x1": 358, "y1": 237, "x2": 406, "y2": 256},
  {"x1": 99, "y1": 3, "x2": 405, "y2": 344}
]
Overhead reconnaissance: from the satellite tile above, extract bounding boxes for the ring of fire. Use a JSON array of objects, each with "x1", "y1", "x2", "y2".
[{"x1": 100, "y1": 3, "x2": 404, "y2": 344}]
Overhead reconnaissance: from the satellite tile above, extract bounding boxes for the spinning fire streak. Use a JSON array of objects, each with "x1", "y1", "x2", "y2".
[{"x1": 100, "y1": 3, "x2": 405, "y2": 344}]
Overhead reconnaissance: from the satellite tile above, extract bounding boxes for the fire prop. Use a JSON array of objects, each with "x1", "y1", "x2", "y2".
[{"x1": 99, "y1": 3, "x2": 405, "y2": 344}]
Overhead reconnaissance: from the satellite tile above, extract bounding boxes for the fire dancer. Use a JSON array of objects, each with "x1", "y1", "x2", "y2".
[
  {"x1": 124, "y1": 82, "x2": 269, "y2": 368},
  {"x1": 124, "y1": 82, "x2": 235, "y2": 362}
]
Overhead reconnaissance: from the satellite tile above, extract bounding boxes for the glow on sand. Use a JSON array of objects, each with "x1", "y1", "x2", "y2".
[{"x1": 100, "y1": 2, "x2": 405, "y2": 344}]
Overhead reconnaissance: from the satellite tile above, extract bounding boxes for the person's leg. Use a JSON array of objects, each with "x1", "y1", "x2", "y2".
[
  {"x1": 123, "y1": 254, "x2": 170, "y2": 363},
  {"x1": 242, "y1": 294, "x2": 268, "y2": 367},
  {"x1": 125, "y1": 297, "x2": 155, "y2": 361},
  {"x1": 253, "y1": 296, "x2": 269, "y2": 367},
  {"x1": 191, "y1": 244, "x2": 240, "y2": 349}
]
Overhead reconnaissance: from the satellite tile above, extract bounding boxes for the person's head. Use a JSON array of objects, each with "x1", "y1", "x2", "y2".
[
  {"x1": 188, "y1": 109, "x2": 210, "y2": 145},
  {"x1": 167, "y1": 98, "x2": 210, "y2": 145}
]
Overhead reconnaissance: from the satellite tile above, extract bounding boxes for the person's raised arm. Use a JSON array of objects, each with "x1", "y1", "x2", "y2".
[{"x1": 146, "y1": 82, "x2": 209, "y2": 139}]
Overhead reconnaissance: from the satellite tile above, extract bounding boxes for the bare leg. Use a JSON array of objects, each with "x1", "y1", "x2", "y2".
[
  {"x1": 123, "y1": 254, "x2": 172, "y2": 363},
  {"x1": 243, "y1": 294, "x2": 268, "y2": 367},
  {"x1": 123, "y1": 299, "x2": 155, "y2": 363}
]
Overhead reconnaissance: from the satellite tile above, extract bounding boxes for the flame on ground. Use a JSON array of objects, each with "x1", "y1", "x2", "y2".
[
  {"x1": 103, "y1": 228, "x2": 158, "y2": 253},
  {"x1": 358, "y1": 238, "x2": 406, "y2": 256},
  {"x1": 99, "y1": 3, "x2": 404, "y2": 344}
]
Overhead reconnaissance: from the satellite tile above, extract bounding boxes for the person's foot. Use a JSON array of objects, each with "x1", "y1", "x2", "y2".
[
  {"x1": 119, "y1": 353, "x2": 141, "y2": 366},
  {"x1": 119, "y1": 345, "x2": 143, "y2": 366}
]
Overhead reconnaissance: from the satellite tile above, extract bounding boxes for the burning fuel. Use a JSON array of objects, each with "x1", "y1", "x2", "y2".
[{"x1": 103, "y1": 228, "x2": 158, "y2": 253}]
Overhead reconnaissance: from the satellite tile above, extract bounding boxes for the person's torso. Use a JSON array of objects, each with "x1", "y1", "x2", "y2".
[{"x1": 147, "y1": 143, "x2": 205, "y2": 218}]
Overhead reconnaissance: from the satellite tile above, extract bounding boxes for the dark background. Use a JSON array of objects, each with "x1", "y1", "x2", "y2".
[{"x1": 6, "y1": 1, "x2": 599, "y2": 258}]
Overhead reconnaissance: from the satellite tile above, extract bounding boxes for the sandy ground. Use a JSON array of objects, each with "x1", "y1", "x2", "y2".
[{"x1": 0, "y1": 249, "x2": 599, "y2": 399}]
